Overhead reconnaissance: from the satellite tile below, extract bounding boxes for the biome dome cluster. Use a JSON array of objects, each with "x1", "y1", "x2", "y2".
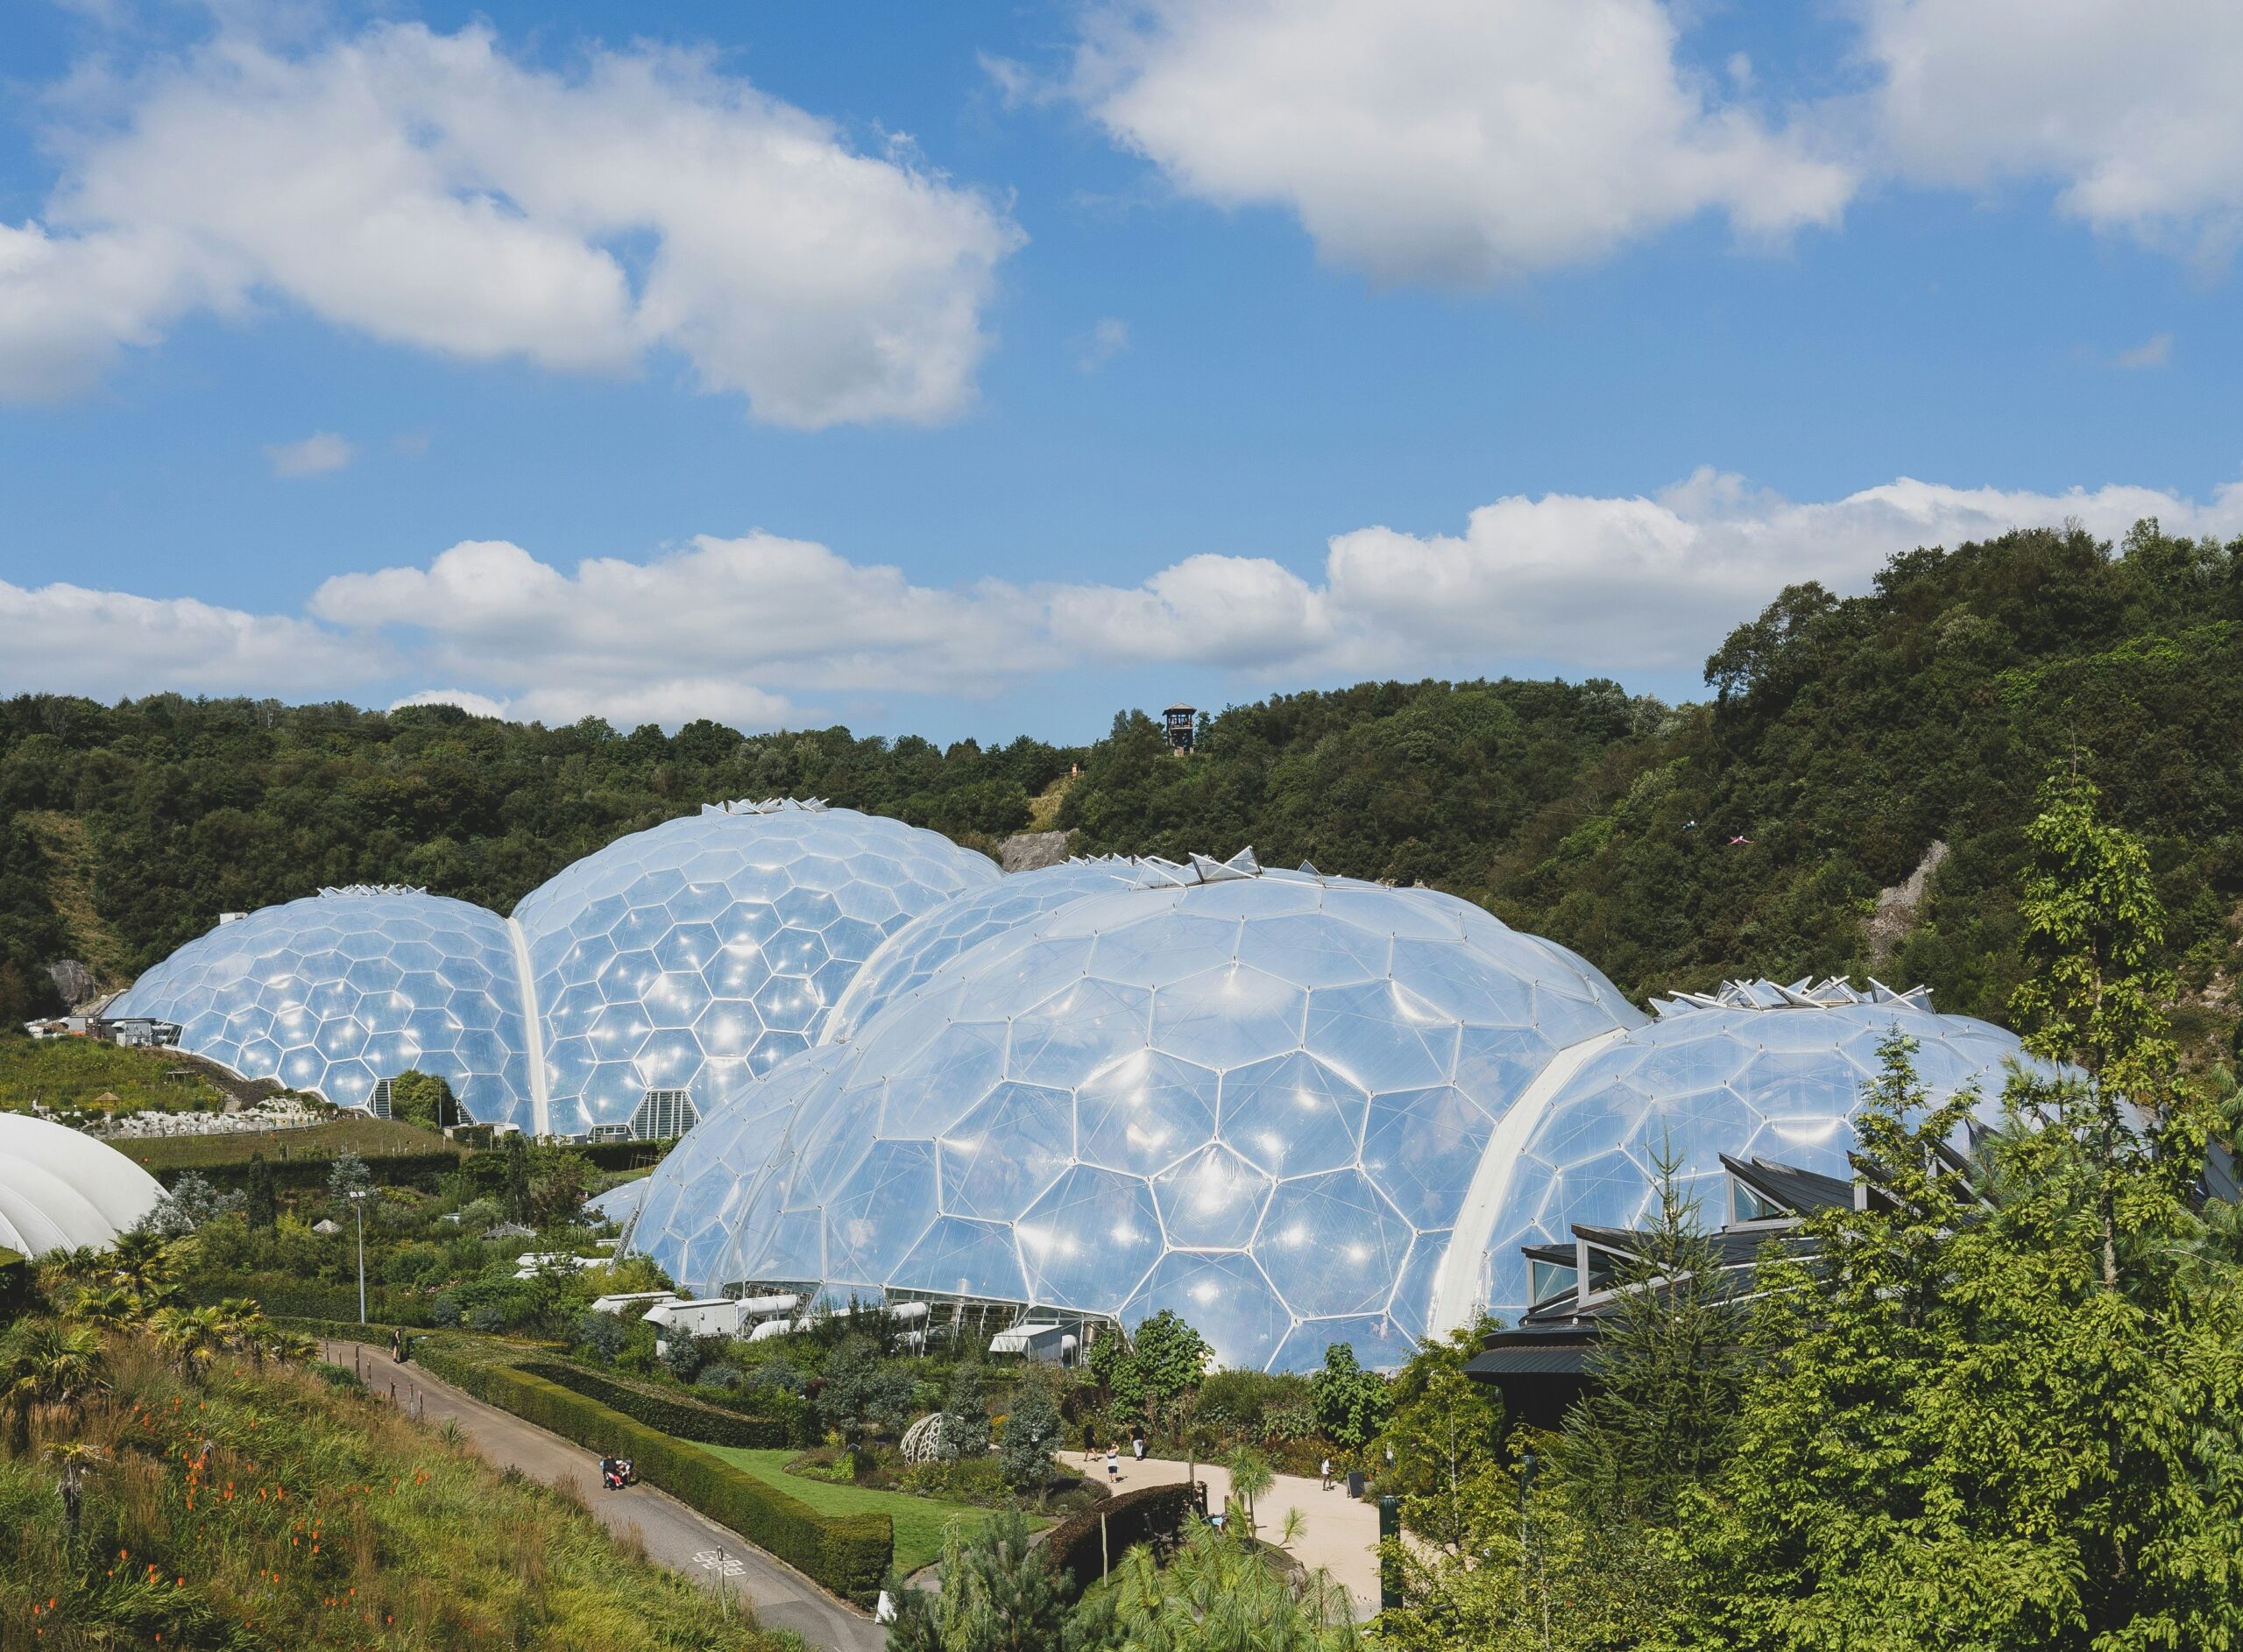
[
  {"x1": 510, "y1": 799, "x2": 996, "y2": 1135},
  {"x1": 111, "y1": 801, "x2": 996, "y2": 1138},
  {"x1": 110, "y1": 886, "x2": 534, "y2": 1123},
  {"x1": 633, "y1": 851, "x2": 1648, "y2": 1372},
  {"x1": 114, "y1": 802, "x2": 2034, "y2": 1373}
]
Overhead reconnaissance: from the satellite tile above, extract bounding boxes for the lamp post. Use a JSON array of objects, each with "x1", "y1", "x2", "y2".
[{"x1": 350, "y1": 1189, "x2": 368, "y2": 1325}]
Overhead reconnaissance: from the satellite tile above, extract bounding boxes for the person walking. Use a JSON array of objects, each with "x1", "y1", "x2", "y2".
[
  {"x1": 391, "y1": 1327, "x2": 403, "y2": 1364},
  {"x1": 1320, "y1": 1456, "x2": 1333, "y2": 1491},
  {"x1": 1107, "y1": 1445, "x2": 1122, "y2": 1486},
  {"x1": 1132, "y1": 1433, "x2": 1145, "y2": 1465},
  {"x1": 1084, "y1": 1422, "x2": 1097, "y2": 1462}
]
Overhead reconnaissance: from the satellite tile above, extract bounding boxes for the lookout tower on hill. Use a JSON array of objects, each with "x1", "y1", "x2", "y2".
[{"x1": 1163, "y1": 704, "x2": 1197, "y2": 754}]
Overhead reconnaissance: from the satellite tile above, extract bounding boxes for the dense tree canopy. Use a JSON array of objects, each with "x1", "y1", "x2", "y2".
[{"x1": 3, "y1": 519, "x2": 2239, "y2": 1073}]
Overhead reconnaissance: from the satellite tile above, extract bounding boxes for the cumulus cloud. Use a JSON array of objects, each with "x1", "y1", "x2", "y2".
[
  {"x1": 309, "y1": 533, "x2": 1033, "y2": 713},
  {"x1": 9, "y1": 472, "x2": 2240, "y2": 722},
  {"x1": 264, "y1": 432, "x2": 355, "y2": 477},
  {"x1": 1071, "y1": 0, "x2": 1854, "y2": 285},
  {"x1": 1079, "y1": 316, "x2": 1129, "y2": 372},
  {"x1": 1862, "y1": 0, "x2": 2243, "y2": 261},
  {"x1": 0, "y1": 577, "x2": 377, "y2": 701},
  {"x1": 2112, "y1": 334, "x2": 2173, "y2": 370},
  {"x1": 0, "y1": 22, "x2": 1021, "y2": 424}
]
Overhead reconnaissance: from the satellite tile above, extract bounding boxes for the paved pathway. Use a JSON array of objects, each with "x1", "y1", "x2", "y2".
[
  {"x1": 1089, "y1": 1452, "x2": 1382, "y2": 1619},
  {"x1": 327, "y1": 1342, "x2": 886, "y2": 1652}
]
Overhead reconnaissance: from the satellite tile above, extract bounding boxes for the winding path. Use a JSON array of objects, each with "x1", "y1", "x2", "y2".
[{"x1": 325, "y1": 1341, "x2": 886, "y2": 1652}]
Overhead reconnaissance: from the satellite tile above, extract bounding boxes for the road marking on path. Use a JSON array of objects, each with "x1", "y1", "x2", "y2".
[{"x1": 695, "y1": 1550, "x2": 746, "y2": 1578}]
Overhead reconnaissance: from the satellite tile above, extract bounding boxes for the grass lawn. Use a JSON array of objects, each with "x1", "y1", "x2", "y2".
[
  {"x1": 119, "y1": 1113, "x2": 460, "y2": 1172},
  {"x1": 0, "y1": 1034, "x2": 230, "y2": 1112},
  {"x1": 698, "y1": 1446, "x2": 1049, "y2": 1575}
]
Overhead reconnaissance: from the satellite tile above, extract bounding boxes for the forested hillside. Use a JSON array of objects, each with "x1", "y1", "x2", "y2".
[{"x1": 4, "y1": 519, "x2": 2239, "y2": 1063}]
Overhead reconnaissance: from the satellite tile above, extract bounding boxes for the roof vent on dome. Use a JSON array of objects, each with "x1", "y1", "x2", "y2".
[
  {"x1": 318, "y1": 885, "x2": 428, "y2": 898},
  {"x1": 700, "y1": 797, "x2": 830, "y2": 816},
  {"x1": 1132, "y1": 847, "x2": 1265, "y2": 889},
  {"x1": 1650, "y1": 975, "x2": 1935, "y2": 1018}
]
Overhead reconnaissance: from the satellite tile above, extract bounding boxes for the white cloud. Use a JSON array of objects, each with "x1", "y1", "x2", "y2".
[
  {"x1": 309, "y1": 533, "x2": 1035, "y2": 710},
  {"x1": 1862, "y1": 1, "x2": 2243, "y2": 260},
  {"x1": 264, "y1": 431, "x2": 355, "y2": 477},
  {"x1": 390, "y1": 688, "x2": 512, "y2": 720},
  {"x1": 0, "y1": 22, "x2": 1021, "y2": 424},
  {"x1": 0, "y1": 577, "x2": 376, "y2": 701},
  {"x1": 10, "y1": 471, "x2": 2240, "y2": 722},
  {"x1": 1079, "y1": 316, "x2": 1129, "y2": 372},
  {"x1": 2112, "y1": 333, "x2": 2172, "y2": 370},
  {"x1": 1072, "y1": 0, "x2": 1854, "y2": 285}
]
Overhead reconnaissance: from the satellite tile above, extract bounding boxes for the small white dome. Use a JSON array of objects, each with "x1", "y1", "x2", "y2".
[{"x1": 0, "y1": 1114, "x2": 166, "y2": 1256}]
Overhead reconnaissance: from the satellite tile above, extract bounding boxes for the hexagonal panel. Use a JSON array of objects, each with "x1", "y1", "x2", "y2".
[{"x1": 1256, "y1": 1169, "x2": 1415, "y2": 1320}]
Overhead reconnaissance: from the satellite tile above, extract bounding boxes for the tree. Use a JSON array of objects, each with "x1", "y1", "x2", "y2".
[
  {"x1": 1223, "y1": 1445, "x2": 1274, "y2": 1535},
  {"x1": 1092, "y1": 1514, "x2": 1362, "y2": 1652},
  {"x1": 500, "y1": 1133, "x2": 534, "y2": 1225},
  {"x1": 998, "y1": 1366, "x2": 1063, "y2": 1493},
  {"x1": 885, "y1": 1510, "x2": 1076, "y2": 1652},
  {"x1": 3, "y1": 1321, "x2": 104, "y2": 1444},
  {"x1": 388, "y1": 1069, "x2": 457, "y2": 1131},
  {"x1": 938, "y1": 1357, "x2": 989, "y2": 1461},
  {"x1": 327, "y1": 1149, "x2": 372, "y2": 1204},
  {"x1": 244, "y1": 1153, "x2": 278, "y2": 1229},
  {"x1": 152, "y1": 1304, "x2": 228, "y2": 1380},
  {"x1": 1129, "y1": 1310, "x2": 1212, "y2": 1411},
  {"x1": 528, "y1": 1154, "x2": 591, "y2": 1229},
  {"x1": 1376, "y1": 1317, "x2": 1505, "y2": 1553},
  {"x1": 2009, "y1": 768, "x2": 2193, "y2": 1289},
  {"x1": 51, "y1": 1441, "x2": 104, "y2": 1539},
  {"x1": 1086, "y1": 1327, "x2": 1147, "y2": 1420},
  {"x1": 106, "y1": 1230, "x2": 176, "y2": 1304},
  {"x1": 1686, "y1": 1022, "x2": 2243, "y2": 1650},
  {"x1": 817, "y1": 1337, "x2": 916, "y2": 1441},
  {"x1": 1548, "y1": 1151, "x2": 1748, "y2": 1526},
  {"x1": 1308, "y1": 1343, "x2": 1390, "y2": 1454}
]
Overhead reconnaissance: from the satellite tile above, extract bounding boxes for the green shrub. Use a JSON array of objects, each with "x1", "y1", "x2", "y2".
[
  {"x1": 1042, "y1": 1479, "x2": 1205, "y2": 1604},
  {"x1": 417, "y1": 1344, "x2": 890, "y2": 1604},
  {"x1": 517, "y1": 1359, "x2": 799, "y2": 1449}
]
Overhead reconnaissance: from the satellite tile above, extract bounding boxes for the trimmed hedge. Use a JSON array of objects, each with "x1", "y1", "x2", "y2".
[
  {"x1": 1043, "y1": 1479, "x2": 1206, "y2": 1603},
  {"x1": 516, "y1": 1359, "x2": 797, "y2": 1449},
  {"x1": 184, "y1": 1275, "x2": 437, "y2": 1325},
  {"x1": 418, "y1": 1343, "x2": 890, "y2": 1605}
]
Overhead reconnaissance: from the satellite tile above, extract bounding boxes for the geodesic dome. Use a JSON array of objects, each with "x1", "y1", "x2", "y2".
[
  {"x1": 642, "y1": 858, "x2": 1646, "y2": 1373},
  {"x1": 511, "y1": 800, "x2": 999, "y2": 1137},
  {"x1": 626, "y1": 1042, "x2": 853, "y2": 1287},
  {"x1": 819, "y1": 858, "x2": 1143, "y2": 1044},
  {"x1": 108, "y1": 887, "x2": 532, "y2": 1122},
  {"x1": 1436, "y1": 978, "x2": 2031, "y2": 1327}
]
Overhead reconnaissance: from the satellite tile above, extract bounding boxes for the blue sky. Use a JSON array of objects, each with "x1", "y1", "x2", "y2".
[{"x1": 4, "y1": 1, "x2": 2241, "y2": 741}]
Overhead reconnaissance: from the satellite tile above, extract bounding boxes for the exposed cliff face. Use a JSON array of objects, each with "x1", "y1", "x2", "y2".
[
  {"x1": 996, "y1": 830, "x2": 1072, "y2": 872},
  {"x1": 1867, "y1": 840, "x2": 1949, "y2": 968}
]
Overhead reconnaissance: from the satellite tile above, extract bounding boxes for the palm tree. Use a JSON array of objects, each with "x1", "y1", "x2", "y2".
[
  {"x1": 213, "y1": 1298, "x2": 272, "y2": 1366},
  {"x1": 152, "y1": 1306, "x2": 227, "y2": 1380},
  {"x1": 106, "y1": 1228, "x2": 177, "y2": 1309},
  {"x1": 3, "y1": 1324, "x2": 105, "y2": 1449},
  {"x1": 70, "y1": 1288, "x2": 143, "y2": 1330},
  {"x1": 50, "y1": 1442, "x2": 105, "y2": 1538},
  {"x1": 1225, "y1": 1445, "x2": 1276, "y2": 1536}
]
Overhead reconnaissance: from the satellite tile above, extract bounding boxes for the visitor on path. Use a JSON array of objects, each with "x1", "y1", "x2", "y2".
[
  {"x1": 391, "y1": 1327, "x2": 402, "y2": 1363},
  {"x1": 1107, "y1": 1445, "x2": 1121, "y2": 1486},
  {"x1": 1320, "y1": 1457, "x2": 1333, "y2": 1490},
  {"x1": 1084, "y1": 1423, "x2": 1097, "y2": 1461},
  {"x1": 1132, "y1": 1435, "x2": 1145, "y2": 1465}
]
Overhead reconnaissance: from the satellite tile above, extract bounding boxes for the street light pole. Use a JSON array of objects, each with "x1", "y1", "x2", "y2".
[{"x1": 350, "y1": 1190, "x2": 367, "y2": 1325}]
